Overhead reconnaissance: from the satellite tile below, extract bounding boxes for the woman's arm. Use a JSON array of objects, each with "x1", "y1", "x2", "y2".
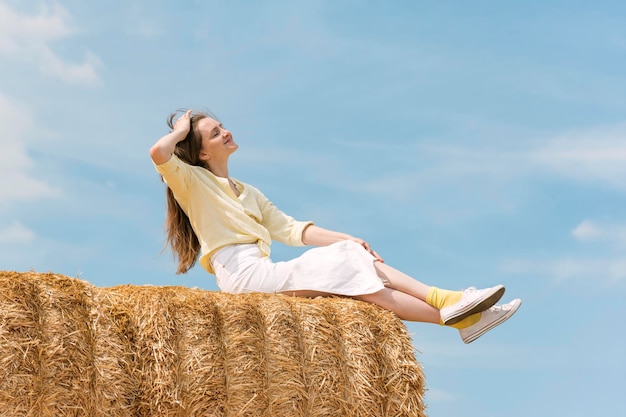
[
  {"x1": 149, "y1": 110, "x2": 191, "y2": 165},
  {"x1": 301, "y1": 224, "x2": 383, "y2": 262}
]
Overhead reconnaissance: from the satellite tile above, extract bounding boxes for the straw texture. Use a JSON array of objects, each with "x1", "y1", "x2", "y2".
[{"x1": 0, "y1": 271, "x2": 426, "y2": 417}]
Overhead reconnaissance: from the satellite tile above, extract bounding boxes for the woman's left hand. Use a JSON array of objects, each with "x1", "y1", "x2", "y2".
[
  {"x1": 349, "y1": 237, "x2": 384, "y2": 263},
  {"x1": 302, "y1": 225, "x2": 384, "y2": 262}
]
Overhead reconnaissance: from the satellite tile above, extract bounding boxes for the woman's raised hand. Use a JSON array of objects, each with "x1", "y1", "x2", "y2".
[
  {"x1": 150, "y1": 110, "x2": 193, "y2": 165},
  {"x1": 173, "y1": 110, "x2": 192, "y2": 134}
]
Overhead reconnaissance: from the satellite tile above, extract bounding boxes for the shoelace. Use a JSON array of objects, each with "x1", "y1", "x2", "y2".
[
  {"x1": 487, "y1": 304, "x2": 504, "y2": 313},
  {"x1": 457, "y1": 287, "x2": 480, "y2": 306}
]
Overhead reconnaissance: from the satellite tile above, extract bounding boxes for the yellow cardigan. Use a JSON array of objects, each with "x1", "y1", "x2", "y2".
[{"x1": 154, "y1": 154, "x2": 313, "y2": 274}]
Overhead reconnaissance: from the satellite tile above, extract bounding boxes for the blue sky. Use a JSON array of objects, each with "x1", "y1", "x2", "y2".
[{"x1": 1, "y1": 1, "x2": 625, "y2": 415}]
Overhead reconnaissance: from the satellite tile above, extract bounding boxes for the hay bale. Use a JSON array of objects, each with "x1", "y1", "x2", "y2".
[{"x1": 0, "y1": 270, "x2": 426, "y2": 417}]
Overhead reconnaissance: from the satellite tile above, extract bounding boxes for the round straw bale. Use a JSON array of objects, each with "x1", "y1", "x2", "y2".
[{"x1": 0, "y1": 270, "x2": 426, "y2": 417}]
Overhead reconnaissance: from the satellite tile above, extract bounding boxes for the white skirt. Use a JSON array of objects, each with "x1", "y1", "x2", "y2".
[{"x1": 210, "y1": 240, "x2": 386, "y2": 295}]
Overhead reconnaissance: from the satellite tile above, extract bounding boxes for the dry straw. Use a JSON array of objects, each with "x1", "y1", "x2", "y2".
[{"x1": 0, "y1": 271, "x2": 426, "y2": 416}]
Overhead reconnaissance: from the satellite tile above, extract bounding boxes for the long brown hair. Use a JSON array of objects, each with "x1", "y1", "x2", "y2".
[{"x1": 162, "y1": 109, "x2": 217, "y2": 273}]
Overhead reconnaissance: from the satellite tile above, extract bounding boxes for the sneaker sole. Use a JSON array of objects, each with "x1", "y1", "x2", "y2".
[
  {"x1": 442, "y1": 285, "x2": 505, "y2": 326},
  {"x1": 462, "y1": 298, "x2": 522, "y2": 344}
]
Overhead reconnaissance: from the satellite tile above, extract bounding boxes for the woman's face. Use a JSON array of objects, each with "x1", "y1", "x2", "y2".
[{"x1": 196, "y1": 117, "x2": 238, "y2": 165}]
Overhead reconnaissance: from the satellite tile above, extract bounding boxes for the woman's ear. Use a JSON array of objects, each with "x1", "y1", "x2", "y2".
[{"x1": 199, "y1": 151, "x2": 210, "y2": 162}]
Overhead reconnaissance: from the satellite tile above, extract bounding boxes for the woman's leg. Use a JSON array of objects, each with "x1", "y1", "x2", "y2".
[
  {"x1": 278, "y1": 255, "x2": 503, "y2": 325},
  {"x1": 355, "y1": 288, "x2": 440, "y2": 322},
  {"x1": 373, "y1": 260, "x2": 504, "y2": 327},
  {"x1": 373, "y1": 261, "x2": 431, "y2": 301},
  {"x1": 279, "y1": 259, "x2": 519, "y2": 342},
  {"x1": 279, "y1": 288, "x2": 439, "y2": 323}
]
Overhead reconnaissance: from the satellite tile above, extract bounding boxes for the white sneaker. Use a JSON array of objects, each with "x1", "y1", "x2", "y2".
[
  {"x1": 460, "y1": 299, "x2": 522, "y2": 344},
  {"x1": 440, "y1": 285, "x2": 505, "y2": 325}
]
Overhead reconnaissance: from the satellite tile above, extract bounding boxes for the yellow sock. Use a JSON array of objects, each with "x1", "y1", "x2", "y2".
[
  {"x1": 443, "y1": 312, "x2": 481, "y2": 329},
  {"x1": 426, "y1": 286, "x2": 462, "y2": 310},
  {"x1": 427, "y1": 287, "x2": 481, "y2": 329}
]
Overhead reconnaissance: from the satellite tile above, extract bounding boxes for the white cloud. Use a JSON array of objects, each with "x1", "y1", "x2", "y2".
[
  {"x1": 235, "y1": 123, "x2": 626, "y2": 230},
  {"x1": 0, "y1": 92, "x2": 60, "y2": 205},
  {"x1": 38, "y1": 46, "x2": 101, "y2": 85},
  {"x1": 0, "y1": 2, "x2": 71, "y2": 53},
  {"x1": 0, "y1": 221, "x2": 35, "y2": 244},
  {"x1": 529, "y1": 124, "x2": 626, "y2": 190},
  {"x1": 501, "y1": 219, "x2": 626, "y2": 287},
  {"x1": 502, "y1": 257, "x2": 626, "y2": 286},
  {"x1": 393, "y1": 123, "x2": 626, "y2": 198},
  {"x1": 0, "y1": 1, "x2": 101, "y2": 85},
  {"x1": 572, "y1": 220, "x2": 626, "y2": 247}
]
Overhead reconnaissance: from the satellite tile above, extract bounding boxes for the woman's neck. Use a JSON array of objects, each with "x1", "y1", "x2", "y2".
[{"x1": 207, "y1": 162, "x2": 229, "y2": 178}]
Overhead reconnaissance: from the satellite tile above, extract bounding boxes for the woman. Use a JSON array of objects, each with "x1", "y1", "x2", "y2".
[{"x1": 150, "y1": 109, "x2": 521, "y2": 344}]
